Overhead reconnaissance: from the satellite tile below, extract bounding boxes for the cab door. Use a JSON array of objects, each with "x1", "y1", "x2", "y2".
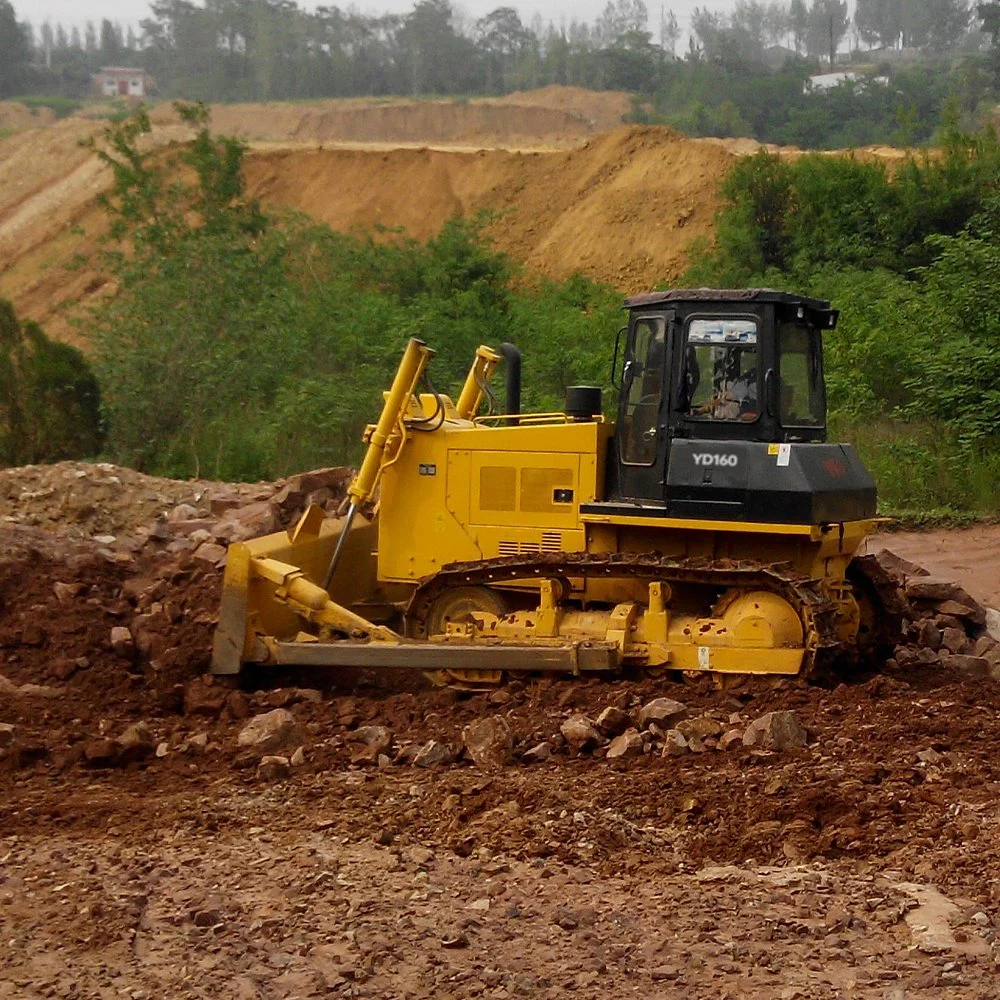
[{"x1": 615, "y1": 311, "x2": 673, "y2": 502}]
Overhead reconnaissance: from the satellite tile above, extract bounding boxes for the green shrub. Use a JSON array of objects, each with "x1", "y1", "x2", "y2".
[
  {"x1": 0, "y1": 300, "x2": 102, "y2": 466},
  {"x1": 85, "y1": 107, "x2": 621, "y2": 480}
]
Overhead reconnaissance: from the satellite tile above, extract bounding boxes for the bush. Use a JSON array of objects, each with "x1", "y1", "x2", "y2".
[
  {"x1": 85, "y1": 107, "x2": 621, "y2": 480},
  {"x1": 0, "y1": 300, "x2": 102, "y2": 466}
]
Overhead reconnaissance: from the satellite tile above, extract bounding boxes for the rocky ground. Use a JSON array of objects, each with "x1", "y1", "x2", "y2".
[{"x1": 2, "y1": 462, "x2": 1000, "y2": 999}]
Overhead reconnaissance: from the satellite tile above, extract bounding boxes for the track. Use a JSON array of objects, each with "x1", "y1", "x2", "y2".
[{"x1": 406, "y1": 551, "x2": 845, "y2": 674}]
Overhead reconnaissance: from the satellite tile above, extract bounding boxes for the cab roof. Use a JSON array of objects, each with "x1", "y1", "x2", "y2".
[{"x1": 624, "y1": 288, "x2": 838, "y2": 329}]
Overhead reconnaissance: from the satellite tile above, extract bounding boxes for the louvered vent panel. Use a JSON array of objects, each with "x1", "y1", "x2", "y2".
[
  {"x1": 541, "y1": 532, "x2": 563, "y2": 553},
  {"x1": 498, "y1": 540, "x2": 541, "y2": 556}
]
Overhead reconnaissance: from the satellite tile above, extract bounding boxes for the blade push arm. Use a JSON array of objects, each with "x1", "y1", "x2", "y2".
[
  {"x1": 323, "y1": 337, "x2": 434, "y2": 590},
  {"x1": 349, "y1": 337, "x2": 436, "y2": 507}
]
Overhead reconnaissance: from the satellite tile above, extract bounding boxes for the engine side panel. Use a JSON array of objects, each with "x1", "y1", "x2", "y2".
[{"x1": 376, "y1": 420, "x2": 611, "y2": 584}]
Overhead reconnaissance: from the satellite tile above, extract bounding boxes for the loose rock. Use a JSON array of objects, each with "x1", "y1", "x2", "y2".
[
  {"x1": 109, "y1": 626, "x2": 135, "y2": 659},
  {"x1": 940, "y1": 653, "x2": 990, "y2": 679},
  {"x1": 348, "y1": 725, "x2": 394, "y2": 753},
  {"x1": 183, "y1": 675, "x2": 230, "y2": 716},
  {"x1": 412, "y1": 740, "x2": 455, "y2": 768},
  {"x1": 192, "y1": 542, "x2": 227, "y2": 567},
  {"x1": 595, "y1": 706, "x2": 633, "y2": 737},
  {"x1": 606, "y1": 728, "x2": 644, "y2": 760},
  {"x1": 661, "y1": 729, "x2": 689, "y2": 756},
  {"x1": 677, "y1": 715, "x2": 724, "y2": 739},
  {"x1": 256, "y1": 755, "x2": 291, "y2": 781},
  {"x1": 560, "y1": 714, "x2": 602, "y2": 750},
  {"x1": 117, "y1": 721, "x2": 156, "y2": 763},
  {"x1": 522, "y1": 741, "x2": 552, "y2": 763},
  {"x1": 237, "y1": 709, "x2": 304, "y2": 757},
  {"x1": 742, "y1": 710, "x2": 807, "y2": 750},
  {"x1": 718, "y1": 729, "x2": 744, "y2": 751},
  {"x1": 462, "y1": 716, "x2": 514, "y2": 772},
  {"x1": 638, "y1": 697, "x2": 687, "y2": 729}
]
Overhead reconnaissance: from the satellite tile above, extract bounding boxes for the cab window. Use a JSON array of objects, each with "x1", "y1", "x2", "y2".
[
  {"x1": 621, "y1": 316, "x2": 665, "y2": 465},
  {"x1": 685, "y1": 318, "x2": 759, "y2": 423},
  {"x1": 778, "y1": 322, "x2": 824, "y2": 426}
]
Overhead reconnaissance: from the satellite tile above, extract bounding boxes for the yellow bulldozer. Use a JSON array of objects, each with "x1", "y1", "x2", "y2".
[{"x1": 212, "y1": 288, "x2": 896, "y2": 687}]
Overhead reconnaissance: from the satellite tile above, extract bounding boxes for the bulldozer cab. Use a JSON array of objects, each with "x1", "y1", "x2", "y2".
[{"x1": 609, "y1": 289, "x2": 839, "y2": 511}]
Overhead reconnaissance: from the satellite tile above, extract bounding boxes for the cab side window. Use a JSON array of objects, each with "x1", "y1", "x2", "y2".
[
  {"x1": 621, "y1": 317, "x2": 665, "y2": 465},
  {"x1": 778, "y1": 322, "x2": 824, "y2": 426}
]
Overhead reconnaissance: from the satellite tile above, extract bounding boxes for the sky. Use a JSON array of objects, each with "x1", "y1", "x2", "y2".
[{"x1": 18, "y1": 0, "x2": 711, "y2": 32}]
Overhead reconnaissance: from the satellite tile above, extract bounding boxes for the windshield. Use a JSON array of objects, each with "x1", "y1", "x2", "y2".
[
  {"x1": 685, "y1": 318, "x2": 759, "y2": 422},
  {"x1": 778, "y1": 322, "x2": 825, "y2": 426}
]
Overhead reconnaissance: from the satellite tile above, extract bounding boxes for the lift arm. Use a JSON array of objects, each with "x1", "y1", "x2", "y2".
[{"x1": 322, "y1": 337, "x2": 435, "y2": 589}]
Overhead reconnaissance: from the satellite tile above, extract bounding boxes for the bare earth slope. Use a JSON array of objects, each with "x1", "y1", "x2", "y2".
[
  {"x1": 243, "y1": 126, "x2": 730, "y2": 290},
  {"x1": 0, "y1": 89, "x2": 912, "y2": 347},
  {"x1": 0, "y1": 89, "x2": 731, "y2": 344}
]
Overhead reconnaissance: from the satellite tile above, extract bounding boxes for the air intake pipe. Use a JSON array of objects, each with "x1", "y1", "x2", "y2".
[{"x1": 499, "y1": 342, "x2": 521, "y2": 423}]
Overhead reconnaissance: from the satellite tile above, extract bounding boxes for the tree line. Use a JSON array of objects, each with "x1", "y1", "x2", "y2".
[{"x1": 0, "y1": 0, "x2": 986, "y2": 106}]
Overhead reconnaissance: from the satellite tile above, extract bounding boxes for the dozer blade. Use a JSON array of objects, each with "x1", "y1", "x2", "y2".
[{"x1": 212, "y1": 504, "x2": 382, "y2": 675}]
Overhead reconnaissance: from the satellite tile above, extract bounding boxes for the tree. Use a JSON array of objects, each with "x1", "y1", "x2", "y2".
[
  {"x1": 100, "y1": 18, "x2": 123, "y2": 62},
  {"x1": 660, "y1": 8, "x2": 680, "y2": 55},
  {"x1": 476, "y1": 7, "x2": 532, "y2": 91},
  {"x1": 858, "y1": 0, "x2": 970, "y2": 50},
  {"x1": 789, "y1": 0, "x2": 809, "y2": 52},
  {"x1": 691, "y1": 4, "x2": 767, "y2": 64},
  {"x1": 855, "y1": 0, "x2": 899, "y2": 48},
  {"x1": 0, "y1": 0, "x2": 30, "y2": 97},
  {"x1": 596, "y1": 0, "x2": 648, "y2": 46},
  {"x1": 805, "y1": 0, "x2": 848, "y2": 65},
  {"x1": 0, "y1": 300, "x2": 102, "y2": 467},
  {"x1": 399, "y1": 0, "x2": 477, "y2": 95},
  {"x1": 980, "y1": 2, "x2": 1000, "y2": 82},
  {"x1": 40, "y1": 21, "x2": 54, "y2": 67}
]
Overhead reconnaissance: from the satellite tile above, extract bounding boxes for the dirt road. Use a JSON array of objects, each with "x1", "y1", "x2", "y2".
[{"x1": 868, "y1": 526, "x2": 1000, "y2": 608}]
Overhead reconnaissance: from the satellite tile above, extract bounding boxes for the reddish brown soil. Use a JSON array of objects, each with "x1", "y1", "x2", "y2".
[{"x1": 2, "y1": 465, "x2": 1000, "y2": 995}]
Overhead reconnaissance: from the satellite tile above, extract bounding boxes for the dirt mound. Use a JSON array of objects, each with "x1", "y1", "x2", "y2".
[
  {"x1": 244, "y1": 125, "x2": 735, "y2": 290},
  {"x1": 0, "y1": 460, "x2": 268, "y2": 542},
  {"x1": 0, "y1": 100, "x2": 56, "y2": 130},
  {"x1": 148, "y1": 86, "x2": 631, "y2": 147}
]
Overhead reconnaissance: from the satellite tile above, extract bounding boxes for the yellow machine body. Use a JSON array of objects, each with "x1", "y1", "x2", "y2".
[{"x1": 212, "y1": 338, "x2": 879, "y2": 684}]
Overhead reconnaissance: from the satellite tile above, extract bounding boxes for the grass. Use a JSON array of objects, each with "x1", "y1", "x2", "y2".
[
  {"x1": 0, "y1": 127, "x2": 15, "y2": 143},
  {"x1": 831, "y1": 414, "x2": 1000, "y2": 523}
]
